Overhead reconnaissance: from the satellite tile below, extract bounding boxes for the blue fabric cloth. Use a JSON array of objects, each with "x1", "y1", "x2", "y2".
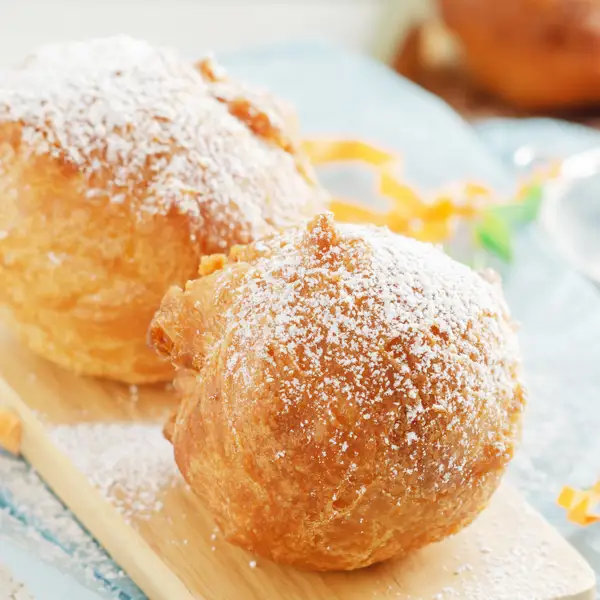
[{"x1": 1, "y1": 41, "x2": 599, "y2": 598}]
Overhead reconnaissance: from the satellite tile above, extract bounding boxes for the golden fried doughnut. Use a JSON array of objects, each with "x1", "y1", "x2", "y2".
[
  {"x1": 0, "y1": 36, "x2": 325, "y2": 383},
  {"x1": 150, "y1": 213, "x2": 525, "y2": 570},
  {"x1": 441, "y1": 0, "x2": 600, "y2": 110}
]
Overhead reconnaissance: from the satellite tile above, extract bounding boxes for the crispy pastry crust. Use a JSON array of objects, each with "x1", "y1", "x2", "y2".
[
  {"x1": 0, "y1": 37, "x2": 324, "y2": 383},
  {"x1": 151, "y1": 214, "x2": 525, "y2": 570}
]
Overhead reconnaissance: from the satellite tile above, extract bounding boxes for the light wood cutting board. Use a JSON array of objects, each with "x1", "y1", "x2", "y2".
[{"x1": 0, "y1": 325, "x2": 596, "y2": 600}]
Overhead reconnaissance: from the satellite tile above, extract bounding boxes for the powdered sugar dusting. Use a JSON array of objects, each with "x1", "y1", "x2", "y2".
[
  {"x1": 50, "y1": 423, "x2": 178, "y2": 523},
  {"x1": 455, "y1": 517, "x2": 572, "y2": 600},
  {"x1": 0, "y1": 36, "x2": 322, "y2": 249},
  {"x1": 221, "y1": 215, "x2": 522, "y2": 492}
]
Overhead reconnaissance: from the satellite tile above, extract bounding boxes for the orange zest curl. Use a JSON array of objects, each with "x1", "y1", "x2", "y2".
[
  {"x1": 303, "y1": 138, "x2": 493, "y2": 244},
  {"x1": 558, "y1": 483, "x2": 600, "y2": 526}
]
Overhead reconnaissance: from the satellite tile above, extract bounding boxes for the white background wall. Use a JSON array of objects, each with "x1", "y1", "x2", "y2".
[{"x1": 0, "y1": 0, "x2": 432, "y2": 64}]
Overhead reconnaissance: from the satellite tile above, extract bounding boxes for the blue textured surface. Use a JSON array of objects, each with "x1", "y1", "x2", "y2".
[
  {"x1": 1, "y1": 42, "x2": 599, "y2": 598},
  {"x1": 222, "y1": 41, "x2": 513, "y2": 191}
]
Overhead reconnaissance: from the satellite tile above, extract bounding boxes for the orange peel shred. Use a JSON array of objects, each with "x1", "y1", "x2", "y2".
[
  {"x1": 0, "y1": 407, "x2": 22, "y2": 456},
  {"x1": 303, "y1": 138, "x2": 493, "y2": 243},
  {"x1": 558, "y1": 484, "x2": 600, "y2": 526},
  {"x1": 303, "y1": 139, "x2": 396, "y2": 167}
]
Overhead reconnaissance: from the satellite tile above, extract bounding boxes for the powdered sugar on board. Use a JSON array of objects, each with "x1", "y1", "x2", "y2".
[
  {"x1": 49, "y1": 423, "x2": 179, "y2": 523},
  {"x1": 443, "y1": 505, "x2": 573, "y2": 600},
  {"x1": 0, "y1": 36, "x2": 322, "y2": 248}
]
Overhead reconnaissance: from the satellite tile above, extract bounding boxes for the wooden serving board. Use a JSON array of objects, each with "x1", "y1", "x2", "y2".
[{"x1": 0, "y1": 325, "x2": 596, "y2": 600}]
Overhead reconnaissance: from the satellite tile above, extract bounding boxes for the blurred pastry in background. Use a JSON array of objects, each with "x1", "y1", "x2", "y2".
[
  {"x1": 0, "y1": 36, "x2": 325, "y2": 384},
  {"x1": 151, "y1": 213, "x2": 525, "y2": 570},
  {"x1": 394, "y1": 18, "x2": 518, "y2": 118},
  {"x1": 439, "y1": 0, "x2": 600, "y2": 111}
]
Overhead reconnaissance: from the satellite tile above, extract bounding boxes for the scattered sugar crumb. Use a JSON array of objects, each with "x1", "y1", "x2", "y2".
[
  {"x1": 433, "y1": 587, "x2": 457, "y2": 599},
  {"x1": 46, "y1": 252, "x2": 62, "y2": 266},
  {"x1": 50, "y1": 422, "x2": 179, "y2": 523},
  {"x1": 406, "y1": 432, "x2": 418, "y2": 445},
  {"x1": 454, "y1": 563, "x2": 473, "y2": 575},
  {"x1": 248, "y1": 560, "x2": 257, "y2": 569}
]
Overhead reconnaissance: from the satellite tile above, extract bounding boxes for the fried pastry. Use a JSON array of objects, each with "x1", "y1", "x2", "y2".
[
  {"x1": 151, "y1": 213, "x2": 525, "y2": 570},
  {"x1": 0, "y1": 36, "x2": 325, "y2": 383},
  {"x1": 441, "y1": 0, "x2": 600, "y2": 110}
]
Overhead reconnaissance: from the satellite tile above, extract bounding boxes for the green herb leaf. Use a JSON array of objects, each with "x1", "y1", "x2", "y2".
[
  {"x1": 518, "y1": 183, "x2": 543, "y2": 221},
  {"x1": 493, "y1": 183, "x2": 543, "y2": 225},
  {"x1": 473, "y1": 183, "x2": 543, "y2": 262},
  {"x1": 476, "y1": 210, "x2": 513, "y2": 262}
]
